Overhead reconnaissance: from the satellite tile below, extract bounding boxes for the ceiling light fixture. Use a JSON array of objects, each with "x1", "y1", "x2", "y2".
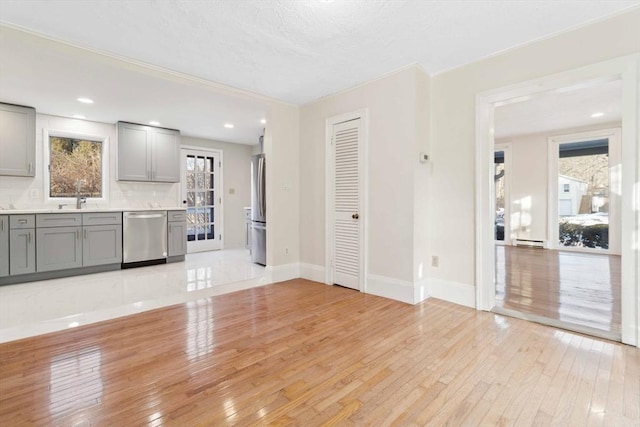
[
  {"x1": 76, "y1": 97, "x2": 94, "y2": 104},
  {"x1": 149, "y1": 121, "x2": 160, "y2": 126},
  {"x1": 260, "y1": 119, "x2": 267, "y2": 124},
  {"x1": 224, "y1": 123, "x2": 234, "y2": 129},
  {"x1": 591, "y1": 112, "x2": 604, "y2": 118},
  {"x1": 72, "y1": 114, "x2": 86, "y2": 119}
]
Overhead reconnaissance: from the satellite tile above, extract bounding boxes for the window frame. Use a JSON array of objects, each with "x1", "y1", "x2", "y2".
[{"x1": 43, "y1": 129, "x2": 109, "y2": 205}]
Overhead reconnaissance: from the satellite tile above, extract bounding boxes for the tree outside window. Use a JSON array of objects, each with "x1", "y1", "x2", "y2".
[{"x1": 49, "y1": 137, "x2": 102, "y2": 198}]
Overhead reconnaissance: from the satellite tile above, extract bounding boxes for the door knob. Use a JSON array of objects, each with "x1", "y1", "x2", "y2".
[{"x1": 352, "y1": 213, "x2": 359, "y2": 219}]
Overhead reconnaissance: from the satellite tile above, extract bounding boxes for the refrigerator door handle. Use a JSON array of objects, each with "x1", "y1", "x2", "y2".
[{"x1": 258, "y1": 156, "x2": 265, "y2": 218}]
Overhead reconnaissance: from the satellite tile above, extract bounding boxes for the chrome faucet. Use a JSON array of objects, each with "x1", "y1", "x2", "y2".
[{"x1": 75, "y1": 180, "x2": 86, "y2": 209}]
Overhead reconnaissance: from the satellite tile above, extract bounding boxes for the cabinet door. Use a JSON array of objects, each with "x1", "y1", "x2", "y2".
[
  {"x1": 117, "y1": 122, "x2": 151, "y2": 181},
  {"x1": 0, "y1": 103, "x2": 35, "y2": 177},
  {"x1": 0, "y1": 216, "x2": 8, "y2": 277},
  {"x1": 9, "y1": 229, "x2": 35, "y2": 275},
  {"x1": 36, "y1": 227, "x2": 82, "y2": 272},
  {"x1": 83, "y1": 225, "x2": 123, "y2": 267},
  {"x1": 152, "y1": 128, "x2": 180, "y2": 182},
  {"x1": 168, "y1": 222, "x2": 187, "y2": 256}
]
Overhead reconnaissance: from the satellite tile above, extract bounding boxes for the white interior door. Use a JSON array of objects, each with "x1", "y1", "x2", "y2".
[
  {"x1": 330, "y1": 118, "x2": 363, "y2": 290},
  {"x1": 181, "y1": 149, "x2": 222, "y2": 253}
]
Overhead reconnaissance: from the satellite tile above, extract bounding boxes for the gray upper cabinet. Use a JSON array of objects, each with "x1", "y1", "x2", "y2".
[
  {"x1": 0, "y1": 103, "x2": 36, "y2": 177},
  {"x1": 153, "y1": 128, "x2": 180, "y2": 182},
  {"x1": 0, "y1": 216, "x2": 8, "y2": 277},
  {"x1": 117, "y1": 122, "x2": 180, "y2": 182}
]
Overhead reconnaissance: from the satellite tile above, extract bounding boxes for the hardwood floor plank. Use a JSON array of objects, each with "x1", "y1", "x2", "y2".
[
  {"x1": 0, "y1": 279, "x2": 637, "y2": 426},
  {"x1": 495, "y1": 246, "x2": 621, "y2": 336}
]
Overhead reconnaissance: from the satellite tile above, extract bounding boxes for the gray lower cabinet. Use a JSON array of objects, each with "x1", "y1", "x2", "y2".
[
  {"x1": 0, "y1": 216, "x2": 10, "y2": 277},
  {"x1": 35, "y1": 213, "x2": 82, "y2": 273},
  {"x1": 9, "y1": 228, "x2": 35, "y2": 275},
  {"x1": 168, "y1": 210, "x2": 186, "y2": 257},
  {"x1": 83, "y1": 224, "x2": 122, "y2": 266},
  {"x1": 35, "y1": 212, "x2": 124, "y2": 272},
  {"x1": 82, "y1": 212, "x2": 122, "y2": 266},
  {"x1": 0, "y1": 103, "x2": 36, "y2": 177},
  {"x1": 36, "y1": 226, "x2": 83, "y2": 272},
  {"x1": 9, "y1": 215, "x2": 36, "y2": 275}
]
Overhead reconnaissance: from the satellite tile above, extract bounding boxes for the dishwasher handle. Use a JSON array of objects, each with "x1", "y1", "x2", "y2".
[{"x1": 125, "y1": 213, "x2": 166, "y2": 219}]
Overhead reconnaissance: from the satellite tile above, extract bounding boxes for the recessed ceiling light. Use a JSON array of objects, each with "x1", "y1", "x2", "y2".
[
  {"x1": 260, "y1": 119, "x2": 267, "y2": 124},
  {"x1": 72, "y1": 114, "x2": 86, "y2": 119},
  {"x1": 76, "y1": 97, "x2": 94, "y2": 104},
  {"x1": 224, "y1": 123, "x2": 234, "y2": 129},
  {"x1": 591, "y1": 112, "x2": 604, "y2": 118},
  {"x1": 149, "y1": 121, "x2": 161, "y2": 126}
]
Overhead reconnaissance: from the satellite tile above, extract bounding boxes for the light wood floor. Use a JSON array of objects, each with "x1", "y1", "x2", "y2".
[
  {"x1": 495, "y1": 246, "x2": 621, "y2": 337},
  {"x1": 1, "y1": 279, "x2": 638, "y2": 426}
]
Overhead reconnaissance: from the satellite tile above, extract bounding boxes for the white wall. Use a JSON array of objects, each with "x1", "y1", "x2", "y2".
[
  {"x1": 0, "y1": 113, "x2": 180, "y2": 209},
  {"x1": 300, "y1": 66, "x2": 429, "y2": 299},
  {"x1": 265, "y1": 102, "x2": 300, "y2": 268},
  {"x1": 181, "y1": 136, "x2": 254, "y2": 248},
  {"x1": 430, "y1": 9, "x2": 639, "y2": 290}
]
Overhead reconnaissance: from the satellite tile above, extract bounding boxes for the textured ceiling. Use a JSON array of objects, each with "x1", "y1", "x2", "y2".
[{"x1": 1, "y1": 0, "x2": 638, "y2": 105}]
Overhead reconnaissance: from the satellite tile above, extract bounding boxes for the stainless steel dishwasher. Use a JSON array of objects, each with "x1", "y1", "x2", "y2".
[{"x1": 123, "y1": 211, "x2": 167, "y2": 265}]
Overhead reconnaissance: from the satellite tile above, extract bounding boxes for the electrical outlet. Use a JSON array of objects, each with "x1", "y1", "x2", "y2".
[
  {"x1": 431, "y1": 256, "x2": 439, "y2": 267},
  {"x1": 285, "y1": 247, "x2": 289, "y2": 255}
]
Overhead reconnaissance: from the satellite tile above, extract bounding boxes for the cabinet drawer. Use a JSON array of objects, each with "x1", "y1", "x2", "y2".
[
  {"x1": 36, "y1": 213, "x2": 82, "y2": 228},
  {"x1": 83, "y1": 212, "x2": 122, "y2": 226},
  {"x1": 10, "y1": 215, "x2": 35, "y2": 229},
  {"x1": 167, "y1": 210, "x2": 186, "y2": 222}
]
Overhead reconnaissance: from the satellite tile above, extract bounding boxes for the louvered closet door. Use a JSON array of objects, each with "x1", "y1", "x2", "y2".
[{"x1": 332, "y1": 118, "x2": 362, "y2": 290}]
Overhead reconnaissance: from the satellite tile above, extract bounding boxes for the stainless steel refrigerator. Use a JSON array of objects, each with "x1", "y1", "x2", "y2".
[{"x1": 250, "y1": 153, "x2": 266, "y2": 265}]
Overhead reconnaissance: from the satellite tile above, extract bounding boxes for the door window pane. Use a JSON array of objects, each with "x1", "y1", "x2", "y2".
[
  {"x1": 494, "y1": 151, "x2": 505, "y2": 241},
  {"x1": 558, "y1": 140, "x2": 609, "y2": 249}
]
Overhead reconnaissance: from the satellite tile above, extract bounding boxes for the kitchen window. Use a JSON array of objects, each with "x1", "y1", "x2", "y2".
[{"x1": 44, "y1": 130, "x2": 109, "y2": 203}]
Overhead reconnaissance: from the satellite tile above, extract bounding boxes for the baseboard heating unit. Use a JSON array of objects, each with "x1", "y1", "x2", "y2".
[{"x1": 514, "y1": 239, "x2": 545, "y2": 248}]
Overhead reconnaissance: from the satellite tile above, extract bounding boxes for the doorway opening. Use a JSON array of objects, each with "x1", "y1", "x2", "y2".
[{"x1": 476, "y1": 56, "x2": 638, "y2": 346}]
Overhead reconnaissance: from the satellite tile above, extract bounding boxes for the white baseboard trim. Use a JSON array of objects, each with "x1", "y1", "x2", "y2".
[
  {"x1": 414, "y1": 278, "x2": 429, "y2": 304},
  {"x1": 366, "y1": 274, "x2": 415, "y2": 304},
  {"x1": 265, "y1": 263, "x2": 300, "y2": 283},
  {"x1": 300, "y1": 263, "x2": 326, "y2": 283},
  {"x1": 428, "y1": 278, "x2": 475, "y2": 308}
]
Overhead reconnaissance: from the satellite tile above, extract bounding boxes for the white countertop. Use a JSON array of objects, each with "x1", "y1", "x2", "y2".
[{"x1": 0, "y1": 207, "x2": 186, "y2": 215}]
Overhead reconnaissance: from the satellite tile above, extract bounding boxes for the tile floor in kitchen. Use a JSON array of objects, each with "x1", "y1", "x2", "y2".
[{"x1": 0, "y1": 248, "x2": 266, "y2": 343}]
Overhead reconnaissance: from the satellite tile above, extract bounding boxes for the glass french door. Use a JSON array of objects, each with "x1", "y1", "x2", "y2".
[
  {"x1": 181, "y1": 149, "x2": 222, "y2": 252},
  {"x1": 549, "y1": 128, "x2": 621, "y2": 254}
]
